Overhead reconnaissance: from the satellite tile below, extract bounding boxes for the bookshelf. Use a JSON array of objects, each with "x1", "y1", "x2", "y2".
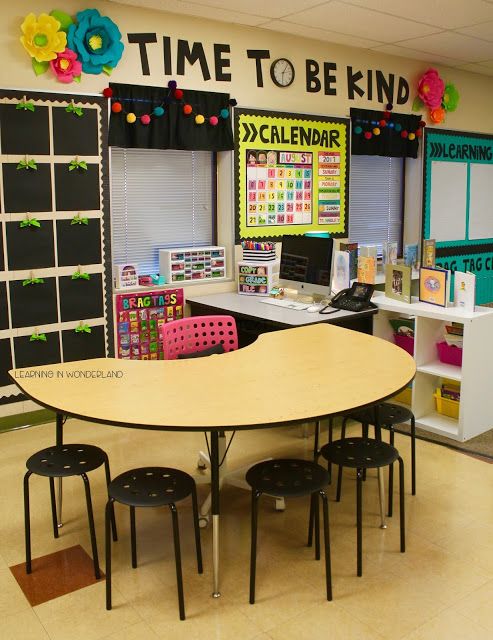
[{"x1": 372, "y1": 292, "x2": 493, "y2": 442}]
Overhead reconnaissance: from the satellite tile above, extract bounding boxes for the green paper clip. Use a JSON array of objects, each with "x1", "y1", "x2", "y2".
[
  {"x1": 75, "y1": 324, "x2": 92, "y2": 334},
  {"x1": 17, "y1": 158, "x2": 37, "y2": 170},
  {"x1": 20, "y1": 217, "x2": 41, "y2": 228},
  {"x1": 69, "y1": 158, "x2": 88, "y2": 171},
  {"x1": 71, "y1": 214, "x2": 89, "y2": 225},
  {"x1": 30, "y1": 332, "x2": 47, "y2": 342},
  {"x1": 22, "y1": 277, "x2": 44, "y2": 286},
  {"x1": 66, "y1": 103, "x2": 84, "y2": 117},
  {"x1": 16, "y1": 99, "x2": 35, "y2": 112},
  {"x1": 72, "y1": 271, "x2": 90, "y2": 281}
]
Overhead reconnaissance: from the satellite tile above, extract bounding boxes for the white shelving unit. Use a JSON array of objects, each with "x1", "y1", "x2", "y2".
[{"x1": 372, "y1": 291, "x2": 493, "y2": 442}]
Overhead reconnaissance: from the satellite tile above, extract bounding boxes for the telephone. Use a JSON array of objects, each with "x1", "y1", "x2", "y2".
[{"x1": 325, "y1": 282, "x2": 376, "y2": 313}]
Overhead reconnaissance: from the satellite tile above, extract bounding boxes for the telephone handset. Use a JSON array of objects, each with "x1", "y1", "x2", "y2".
[{"x1": 322, "y1": 282, "x2": 376, "y2": 313}]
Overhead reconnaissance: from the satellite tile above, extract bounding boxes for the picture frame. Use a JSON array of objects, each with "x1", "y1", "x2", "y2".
[
  {"x1": 419, "y1": 266, "x2": 450, "y2": 307},
  {"x1": 385, "y1": 264, "x2": 412, "y2": 304}
]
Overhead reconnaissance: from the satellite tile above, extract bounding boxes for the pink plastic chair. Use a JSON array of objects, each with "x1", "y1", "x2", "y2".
[{"x1": 162, "y1": 315, "x2": 238, "y2": 360}]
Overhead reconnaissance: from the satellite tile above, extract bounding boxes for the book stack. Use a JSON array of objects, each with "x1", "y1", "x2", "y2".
[
  {"x1": 440, "y1": 381, "x2": 461, "y2": 402},
  {"x1": 443, "y1": 323, "x2": 463, "y2": 348}
]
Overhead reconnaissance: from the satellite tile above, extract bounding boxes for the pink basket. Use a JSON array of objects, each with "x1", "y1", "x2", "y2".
[
  {"x1": 436, "y1": 341, "x2": 462, "y2": 367},
  {"x1": 393, "y1": 333, "x2": 414, "y2": 356}
]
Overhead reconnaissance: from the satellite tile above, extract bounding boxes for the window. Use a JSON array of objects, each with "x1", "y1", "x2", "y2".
[
  {"x1": 349, "y1": 155, "x2": 404, "y2": 253},
  {"x1": 110, "y1": 148, "x2": 215, "y2": 274}
]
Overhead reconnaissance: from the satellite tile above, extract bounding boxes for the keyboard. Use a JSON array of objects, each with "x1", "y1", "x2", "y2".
[{"x1": 259, "y1": 298, "x2": 310, "y2": 311}]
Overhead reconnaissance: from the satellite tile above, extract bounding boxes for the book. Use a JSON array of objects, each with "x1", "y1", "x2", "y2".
[
  {"x1": 385, "y1": 264, "x2": 412, "y2": 304},
  {"x1": 359, "y1": 244, "x2": 378, "y2": 260},
  {"x1": 331, "y1": 250, "x2": 350, "y2": 293},
  {"x1": 419, "y1": 266, "x2": 450, "y2": 307},
  {"x1": 454, "y1": 271, "x2": 476, "y2": 313},
  {"x1": 382, "y1": 241, "x2": 398, "y2": 265},
  {"x1": 339, "y1": 242, "x2": 358, "y2": 280},
  {"x1": 388, "y1": 316, "x2": 415, "y2": 337},
  {"x1": 357, "y1": 255, "x2": 376, "y2": 284},
  {"x1": 404, "y1": 243, "x2": 418, "y2": 268},
  {"x1": 422, "y1": 239, "x2": 436, "y2": 268}
]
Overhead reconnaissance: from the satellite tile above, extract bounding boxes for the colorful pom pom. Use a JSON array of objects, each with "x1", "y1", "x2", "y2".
[
  {"x1": 388, "y1": 122, "x2": 394, "y2": 128},
  {"x1": 364, "y1": 131, "x2": 372, "y2": 140},
  {"x1": 153, "y1": 106, "x2": 165, "y2": 117},
  {"x1": 373, "y1": 127, "x2": 381, "y2": 135},
  {"x1": 183, "y1": 104, "x2": 193, "y2": 115},
  {"x1": 111, "y1": 102, "x2": 122, "y2": 113},
  {"x1": 386, "y1": 103, "x2": 393, "y2": 110},
  {"x1": 126, "y1": 113, "x2": 137, "y2": 124},
  {"x1": 383, "y1": 111, "x2": 391, "y2": 120},
  {"x1": 394, "y1": 123, "x2": 402, "y2": 132},
  {"x1": 229, "y1": 98, "x2": 237, "y2": 107},
  {"x1": 408, "y1": 132, "x2": 416, "y2": 140},
  {"x1": 103, "y1": 87, "x2": 113, "y2": 98},
  {"x1": 168, "y1": 80, "x2": 177, "y2": 90},
  {"x1": 354, "y1": 125, "x2": 363, "y2": 134},
  {"x1": 419, "y1": 120, "x2": 426, "y2": 128},
  {"x1": 141, "y1": 114, "x2": 151, "y2": 125},
  {"x1": 209, "y1": 115, "x2": 218, "y2": 126},
  {"x1": 174, "y1": 88, "x2": 183, "y2": 100},
  {"x1": 195, "y1": 114, "x2": 205, "y2": 125},
  {"x1": 416, "y1": 129, "x2": 423, "y2": 137},
  {"x1": 220, "y1": 108, "x2": 229, "y2": 119},
  {"x1": 401, "y1": 130, "x2": 408, "y2": 138},
  {"x1": 379, "y1": 119, "x2": 387, "y2": 127}
]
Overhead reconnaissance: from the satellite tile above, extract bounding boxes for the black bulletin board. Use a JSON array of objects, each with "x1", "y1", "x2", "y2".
[
  {"x1": 56, "y1": 219, "x2": 102, "y2": 266},
  {"x1": 3, "y1": 163, "x2": 52, "y2": 213},
  {"x1": 52, "y1": 107, "x2": 99, "y2": 156},
  {"x1": 6, "y1": 222, "x2": 55, "y2": 270}
]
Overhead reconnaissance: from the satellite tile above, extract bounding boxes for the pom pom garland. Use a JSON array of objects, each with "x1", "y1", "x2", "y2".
[
  {"x1": 353, "y1": 105, "x2": 422, "y2": 145},
  {"x1": 373, "y1": 127, "x2": 381, "y2": 135},
  {"x1": 364, "y1": 131, "x2": 372, "y2": 139},
  {"x1": 103, "y1": 81, "x2": 235, "y2": 127}
]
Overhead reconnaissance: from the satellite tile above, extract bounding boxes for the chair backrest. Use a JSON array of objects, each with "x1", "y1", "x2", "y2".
[{"x1": 162, "y1": 315, "x2": 238, "y2": 360}]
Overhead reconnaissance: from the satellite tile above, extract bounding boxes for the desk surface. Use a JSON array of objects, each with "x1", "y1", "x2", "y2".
[
  {"x1": 10, "y1": 324, "x2": 415, "y2": 431},
  {"x1": 186, "y1": 292, "x2": 376, "y2": 327}
]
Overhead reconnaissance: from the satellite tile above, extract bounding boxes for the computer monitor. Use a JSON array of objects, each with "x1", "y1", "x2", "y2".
[{"x1": 278, "y1": 234, "x2": 334, "y2": 297}]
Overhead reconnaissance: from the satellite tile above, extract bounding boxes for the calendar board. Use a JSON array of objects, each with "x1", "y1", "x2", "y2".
[{"x1": 235, "y1": 109, "x2": 349, "y2": 240}]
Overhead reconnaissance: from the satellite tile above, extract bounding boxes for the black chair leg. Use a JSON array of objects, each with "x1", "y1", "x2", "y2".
[
  {"x1": 313, "y1": 421, "x2": 320, "y2": 460},
  {"x1": 336, "y1": 418, "x2": 348, "y2": 500},
  {"x1": 249, "y1": 490, "x2": 261, "y2": 604},
  {"x1": 398, "y1": 457, "x2": 406, "y2": 553},
  {"x1": 411, "y1": 415, "x2": 416, "y2": 496},
  {"x1": 314, "y1": 491, "x2": 320, "y2": 561},
  {"x1": 103, "y1": 454, "x2": 118, "y2": 542},
  {"x1": 319, "y1": 490, "x2": 332, "y2": 601},
  {"x1": 356, "y1": 468, "x2": 363, "y2": 577},
  {"x1": 388, "y1": 428, "x2": 395, "y2": 517},
  {"x1": 362, "y1": 423, "x2": 369, "y2": 481},
  {"x1": 307, "y1": 492, "x2": 315, "y2": 548},
  {"x1": 24, "y1": 471, "x2": 32, "y2": 574},
  {"x1": 169, "y1": 504, "x2": 185, "y2": 620},
  {"x1": 327, "y1": 417, "x2": 333, "y2": 483},
  {"x1": 130, "y1": 506, "x2": 137, "y2": 568},
  {"x1": 81, "y1": 473, "x2": 101, "y2": 580},
  {"x1": 105, "y1": 499, "x2": 113, "y2": 610},
  {"x1": 49, "y1": 477, "x2": 59, "y2": 539},
  {"x1": 190, "y1": 483, "x2": 203, "y2": 574}
]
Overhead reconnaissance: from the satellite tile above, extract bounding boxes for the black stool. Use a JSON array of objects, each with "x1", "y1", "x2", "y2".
[
  {"x1": 340, "y1": 403, "x2": 416, "y2": 514},
  {"x1": 105, "y1": 467, "x2": 203, "y2": 621},
  {"x1": 246, "y1": 459, "x2": 332, "y2": 603},
  {"x1": 320, "y1": 438, "x2": 405, "y2": 577},
  {"x1": 24, "y1": 444, "x2": 117, "y2": 578}
]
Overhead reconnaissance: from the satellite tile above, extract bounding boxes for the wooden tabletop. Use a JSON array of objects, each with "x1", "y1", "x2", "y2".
[{"x1": 10, "y1": 324, "x2": 415, "y2": 431}]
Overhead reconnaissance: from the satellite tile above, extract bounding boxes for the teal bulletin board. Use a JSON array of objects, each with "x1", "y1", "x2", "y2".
[{"x1": 423, "y1": 129, "x2": 493, "y2": 304}]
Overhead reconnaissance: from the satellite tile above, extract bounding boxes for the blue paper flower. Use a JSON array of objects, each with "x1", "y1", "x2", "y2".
[{"x1": 68, "y1": 9, "x2": 123, "y2": 75}]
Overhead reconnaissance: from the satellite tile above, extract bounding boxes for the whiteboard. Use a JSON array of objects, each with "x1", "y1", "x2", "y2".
[
  {"x1": 429, "y1": 161, "x2": 467, "y2": 242},
  {"x1": 469, "y1": 164, "x2": 493, "y2": 240}
]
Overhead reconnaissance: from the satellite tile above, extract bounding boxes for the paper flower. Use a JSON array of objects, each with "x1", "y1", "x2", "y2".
[
  {"x1": 429, "y1": 107, "x2": 446, "y2": 124},
  {"x1": 417, "y1": 68, "x2": 445, "y2": 109},
  {"x1": 67, "y1": 9, "x2": 124, "y2": 75},
  {"x1": 442, "y1": 83, "x2": 460, "y2": 112},
  {"x1": 20, "y1": 13, "x2": 67, "y2": 63},
  {"x1": 50, "y1": 48, "x2": 82, "y2": 83}
]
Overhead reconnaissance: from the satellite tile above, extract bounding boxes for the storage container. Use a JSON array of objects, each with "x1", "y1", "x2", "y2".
[
  {"x1": 393, "y1": 385, "x2": 412, "y2": 405},
  {"x1": 436, "y1": 341, "x2": 462, "y2": 367},
  {"x1": 159, "y1": 246, "x2": 226, "y2": 283},
  {"x1": 393, "y1": 333, "x2": 414, "y2": 356},
  {"x1": 434, "y1": 389, "x2": 460, "y2": 419},
  {"x1": 237, "y1": 260, "x2": 280, "y2": 296}
]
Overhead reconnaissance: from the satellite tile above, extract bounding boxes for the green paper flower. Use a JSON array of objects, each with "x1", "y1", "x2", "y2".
[
  {"x1": 75, "y1": 324, "x2": 92, "y2": 334},
  {"x1": 66, "y1": 103, "x2": 84, "y2": 116},
  {"x1": 17, "y1": 158, "x2": 37, "y2": 170},
  {"x1": 22, "y1": 277, "x2": 44, "y2": 286},
  {"x1": 72, "y1": 270, "x2": 90, "y2": 280},
  {"x1": 69, "y1": 158, "x2": 88, "y2": 171},
  {"x1": 442, "y1": 83, "x2": 459, "y2": 112},
  {"x1": 16, "y1": 99, "x2": 35, "y2": 112},
  {"x1": 30, "y1": 332, "x2": 47, "y2": 342},
  {"x1": 71, "y1": 214, "x2": 89, "y2": 225},
  {"x1": 20, "y1": 217, "x2": 41, "y2": 228}
]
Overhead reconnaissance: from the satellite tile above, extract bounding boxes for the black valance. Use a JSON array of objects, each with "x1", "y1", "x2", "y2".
[
  {"x1": 350, "y1": 108, "x2": 422, "y2": 159},
  {"x1": 108, "y1": 83, "x2": 234, "y2": 151}
]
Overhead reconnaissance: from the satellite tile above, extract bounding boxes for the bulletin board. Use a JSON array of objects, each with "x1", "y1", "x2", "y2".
[
  {"x1": 115, "y1": 289, "x2": 184, "y2": 360},
  {"x1": 234, "y1": 109, "x2": 349, "y2": 240},
  {"x1": 423, "y1": 129, "x2": 493, "y2": 304},
  {"x1": 0, "y1": 89, "x2": 112, "y2": 409}
]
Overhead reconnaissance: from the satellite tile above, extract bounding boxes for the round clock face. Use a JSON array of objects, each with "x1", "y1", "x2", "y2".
[{"x1": 270, "y1": 58, "x2": 295, "y2": 88}]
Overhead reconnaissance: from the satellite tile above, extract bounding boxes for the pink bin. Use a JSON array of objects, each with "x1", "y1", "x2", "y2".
[
  {"x1": 436, "y1": 341, "x2": 462, "y2": 367},
  {"x1": 393, "y1": 333, "x2": 414, "y2": 356}
]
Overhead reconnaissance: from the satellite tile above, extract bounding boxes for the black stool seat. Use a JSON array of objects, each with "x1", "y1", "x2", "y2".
[
  {"x1": 344, "y1": 403, "x2": 413, "y2": 426},
  {"x1": 108, "y1": 467, "x2": 195, "y2": 507},
  {"x1": 321, "y1": 438, "x2": 399, "y2": 469},
  {"x1": 246, "y1": 459, "x2": 329, "y2": 497},
  {"x1": 26, "y1": 444, "x2": 108, "y2": 477}
]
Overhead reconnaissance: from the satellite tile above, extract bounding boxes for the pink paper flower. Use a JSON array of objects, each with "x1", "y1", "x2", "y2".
[
  {"x1": 418, "y1": 68, "x2": 445, "y2": 109},
  {"x1": 50, "y1": 48, "x2": 82, "y2": 83}
]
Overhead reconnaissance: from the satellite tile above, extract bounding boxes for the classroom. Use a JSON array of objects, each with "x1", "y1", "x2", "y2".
[{"x1": 1, "y1": 0, "x2": 493, "y2": 638}]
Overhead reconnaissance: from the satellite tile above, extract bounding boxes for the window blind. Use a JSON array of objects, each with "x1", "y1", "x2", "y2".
[
  {"x1": 110, "y1": 147, "x2": 214, "y2": 274},
  {"x1": 349, "y1": 155, "x2": 404, "y2": 253}
]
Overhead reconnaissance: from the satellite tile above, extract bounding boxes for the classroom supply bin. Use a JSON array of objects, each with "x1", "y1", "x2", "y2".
[
  {"x1": 237, "y1": 260, "x2": 280, "y2": 296},
  {"x1": 159, "y1": 246, "x2": 226, "y2": 283},
  {"x1": 436, "y1": 341, "x2": 463, "y2": 367},
  {"x1": 393, "y1": 385, "x2": 412, "y2": 405},
  {"x1": 434, "y1": 390, "x2": 460, "y2": 419},
  {"x1": 393, "y1": 333, "x2": 414, "y2": 356},
  {"x1": 242, "y1": 249, "x2": 277, "y2": 262}
]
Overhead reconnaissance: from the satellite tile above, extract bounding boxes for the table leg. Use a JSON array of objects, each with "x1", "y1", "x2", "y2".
[
  {"x1": 56, "y1": 412, "x2": 64, "y2": 529},
  {"x1": 210, "y1": 430, "x2": 221, "y2": 598}
]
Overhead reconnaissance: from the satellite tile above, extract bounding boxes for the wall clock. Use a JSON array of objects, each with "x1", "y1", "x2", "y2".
[{"x1": 270, "y1": 58, "x2": 295, "y2": 88}]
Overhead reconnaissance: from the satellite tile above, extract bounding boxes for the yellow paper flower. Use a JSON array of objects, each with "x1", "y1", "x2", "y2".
[{"x1": 20, "y1": 13, "x2": 67, "y2": 62}]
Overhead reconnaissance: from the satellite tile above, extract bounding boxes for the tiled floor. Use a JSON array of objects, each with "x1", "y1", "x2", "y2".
[{"x1": 2, "y1": 417, "x2": 493, "y2": 639}]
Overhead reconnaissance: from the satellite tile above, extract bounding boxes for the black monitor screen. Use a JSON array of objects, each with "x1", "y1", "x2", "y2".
[{"x1": 279, "y1": 235, "x2": 333, "y2": 286}]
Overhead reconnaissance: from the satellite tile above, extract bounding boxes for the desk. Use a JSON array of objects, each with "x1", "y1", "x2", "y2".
[
  {"x1": 10, "y1": 323, "x2": 415, "y2": 597},
  {"x1": 187, "y1": 292, "x2": 377, "y2": 346}
]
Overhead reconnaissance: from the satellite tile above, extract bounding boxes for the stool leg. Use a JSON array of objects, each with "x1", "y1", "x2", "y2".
[
  {"x1": 411, "y1": 415, "x2": 416, "y2": 496},
  {"x1": 250, "y1": 490, "x2": 261, "y2": 605},
  {"x1": 49, "y1": 477, "x2": 59, "y2": 539},
  {"x1": 319, "y1": 490, "x2": 332, "y2": 601},
  {"x1": 103, "y1": 453, "x2": 118, "y2": 542},
  {"x1": 327, "y1": 417, "x2": 333, "y2": 483},
  {"x1": 313, "y1": 421, "x2": 320, "y2": 460},
  {"x1": 336, "y1": 419, "x2": 348, "y2": 501},
  {"x1": 361, "y1": 423, "x2": 369, "y2": 481},
  {"x1": 398, "y1": 456, "x2": 406, "y2": 553},
  {"x1": 169, "y1": 504, "x2": 185, "y2": 621},
  {"x1": 388, "y1": 428, "x2": 395, "y2": 518},
  {"x1": 105, "y1": 499, "x2": 114, "y2": 610},
  {"x1": 190, "y1": 483, "x2": 203, "y2": 574},
  {"x1": 130, "y1": 506, "x2": 137, "y2": 569},
  {"x1": 81, "y1": 473, "x2": 101, "y2": 580},
  {"x1": 314, "y1": 491, "x2": 321, "y2": 561},
  {"x1": 307, "y1": 493, "x2": 315, "y2": 547},
  {"x1": 356, "y1": 468, "x2": 363, "y2": 577},
  {"x1": 377, "y1": 467, "x2": 387, "y2": 530},
  {"x1": 23, "y1": 471, "x2": 33, "y2": 574}
]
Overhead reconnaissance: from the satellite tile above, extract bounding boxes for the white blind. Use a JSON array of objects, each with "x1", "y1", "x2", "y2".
[
  {"x1": 110, "y1": 147, "x2": 214, "y2": 274},
  {"x1": 349, "y1": 155, "x2": 404, "y2": 253}
]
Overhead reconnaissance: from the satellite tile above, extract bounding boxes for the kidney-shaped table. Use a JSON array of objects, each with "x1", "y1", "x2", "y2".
[{"x1": 10, "y1": 323, "x2": 415, "y2": 597}]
